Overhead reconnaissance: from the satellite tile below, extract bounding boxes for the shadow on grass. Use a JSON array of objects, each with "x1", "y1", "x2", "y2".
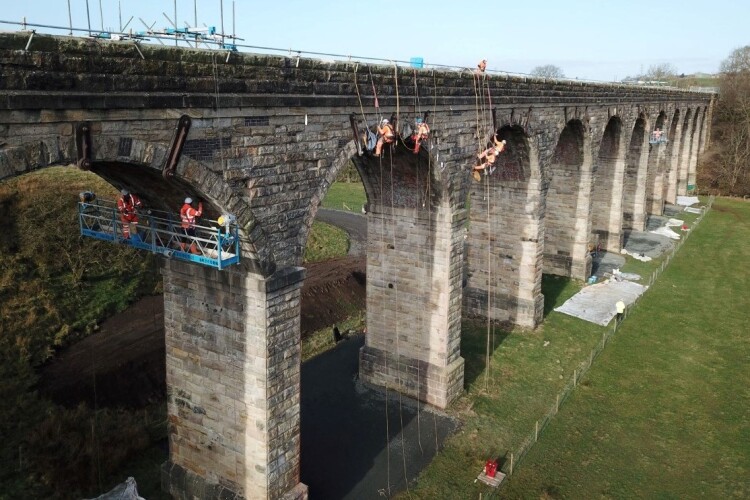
[
  {"x1": 461, "y1": 320, "x2": 510, "y2": 389},
  {"x1": 542, "y1": 274, "x2": 573, "y2": 317}
]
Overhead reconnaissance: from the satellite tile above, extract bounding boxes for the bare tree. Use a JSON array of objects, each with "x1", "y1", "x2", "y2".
[
  {"x1": 698, "y1": 46, "x2": 750, "y2": 195},
  {"x1": 643, "y1": 63, "x2": 677, "y2": 82},
  {"x1": 530, "y1": 64, "x2": 565, "y2": 79}
]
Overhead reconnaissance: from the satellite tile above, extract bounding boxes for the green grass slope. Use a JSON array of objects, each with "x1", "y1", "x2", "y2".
[{"x1": 501, "y1": 198, "x2": 750, "y2": 499}]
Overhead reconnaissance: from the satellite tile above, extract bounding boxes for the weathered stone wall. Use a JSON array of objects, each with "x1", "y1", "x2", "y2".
[
  {"x1": 161, "y1": 260, "x2": 306, "y2": 500},
  {"x1": 360, "y1": 202, "x2": 465, "y2": 408}
]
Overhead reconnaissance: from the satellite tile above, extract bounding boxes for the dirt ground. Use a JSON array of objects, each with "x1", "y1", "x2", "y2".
[{"x1": 39, "y1": 256, "x2": 367, "y2": 408}]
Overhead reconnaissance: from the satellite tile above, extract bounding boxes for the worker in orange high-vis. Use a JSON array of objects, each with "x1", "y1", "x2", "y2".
[
  {"x1": 117, "y1": 189, "x2": 142, "y2": 239},
  {"x1": 412, "y1": 117, "x2": 430, "y2": 154},
  {"x1": 374, "y1": 118, "x2": 396, "y2": 157},
  {"x1": 180, "y1": 197, "x2": 203, "y2": 255},
  {"x1": 473, "y1": 137, "x2": 507, "y2": 181}
]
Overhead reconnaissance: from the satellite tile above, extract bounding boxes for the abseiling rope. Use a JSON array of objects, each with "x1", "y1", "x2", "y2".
[{"x1": 388, "y1": 65, "x2": 410, "y2": 494}]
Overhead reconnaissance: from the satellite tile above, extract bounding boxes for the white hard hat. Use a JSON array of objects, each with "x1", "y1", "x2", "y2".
[
  {"x1": 185, "y1": 197, "x2": 193, "y2": 204},
  {"x1": 121, "y1": 189, "x2": 130, "y2": 196},
  {"x1": 382, "y1": 119, "x2": 389, "y2": 124}
]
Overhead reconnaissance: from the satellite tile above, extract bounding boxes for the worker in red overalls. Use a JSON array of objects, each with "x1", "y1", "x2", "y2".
[
  {"x1": 117, "y1": 189, "x2": 142, "y2": 239},
  {"x1": 412, "y1": 117, "x2": 430, "y2": 154},
  {"x1": 374, "y1": 118, "x2": 395, "y2": 157},
  {"x1": 180, "y1": 197, "x2": 203, "y2": 254}
]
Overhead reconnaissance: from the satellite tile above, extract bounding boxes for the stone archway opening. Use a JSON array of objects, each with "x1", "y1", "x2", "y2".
[
  {"x1": 623, "y1": 114, "x2": 649, "y2": 230},
  {"x1": 591, "y1": 116, "x2": 625, "y2": 252},
  {"x1": 665, "y1": 108, "x2": 682, "y2": 203},
  {"x1": 544, "y1": 119, "x2": 592, "y2": 280},
  {"x1": 646, "y1": 111, "x2": 669, "y2": 215},
  {"x1": 677, "y1": 108, "x2": 694, "y2": 195}
]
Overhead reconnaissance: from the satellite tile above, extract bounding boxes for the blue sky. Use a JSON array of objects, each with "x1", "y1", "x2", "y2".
[{"x1": 1, "y1": 0, "x2": 746, "y2": 81}]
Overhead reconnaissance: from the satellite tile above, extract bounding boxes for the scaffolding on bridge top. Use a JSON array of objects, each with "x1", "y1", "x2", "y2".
[{"x1": 78, "y1": 198, "x2": 240, "y2": 270}]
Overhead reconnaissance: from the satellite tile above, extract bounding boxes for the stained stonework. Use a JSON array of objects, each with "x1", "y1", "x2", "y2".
[{"x1": 0, "y1": 32, "x2": 715, "y2": 498}]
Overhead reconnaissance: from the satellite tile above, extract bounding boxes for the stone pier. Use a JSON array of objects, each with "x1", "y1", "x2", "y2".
[
  {"x1": 161, "y1": 260, "x2": 308, "y2": 500},
  {"x1": 359, "y1": 203, "x2": 465, "y2": 409}
]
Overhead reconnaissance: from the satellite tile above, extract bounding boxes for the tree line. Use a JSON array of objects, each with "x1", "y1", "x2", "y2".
[{"x1": 698, "y1": 46, "x2": 750, "y2": 196}]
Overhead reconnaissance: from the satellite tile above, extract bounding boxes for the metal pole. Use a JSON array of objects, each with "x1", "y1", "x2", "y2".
[
  {"x1": 98, "y1": 0, "x2": 104, "y2": 31},
  {"x1": 119, "y1": 0, "x2": 122, "y2": 31},
  {"x1": 194, "y1": 0, "x2": 198, "y2": 27},
  {"x1": 219, "y1": 0, "x2": 224, "y2": 46},
  {"x1": 174, "y1": 0, "x2": 178, "y2": 46},
  {"x1": 85, "y1": 0, "x2": 92, "y2": 35},
  {"x1": 232, "y1": 0, "x2": 235, "y2": 40},
  {"x1": 67, "y1": 0, "x2": 73, "y2": 35}
]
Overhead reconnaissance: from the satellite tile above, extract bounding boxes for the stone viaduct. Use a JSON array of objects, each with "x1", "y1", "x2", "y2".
[{"x1": 0, "y1": 33, "x2": 713, "y2": 499}]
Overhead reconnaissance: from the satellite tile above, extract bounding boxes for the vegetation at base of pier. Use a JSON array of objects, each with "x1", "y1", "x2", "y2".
[{"x1": 403, "y1": 198, "x2": 749, "y2": 499}]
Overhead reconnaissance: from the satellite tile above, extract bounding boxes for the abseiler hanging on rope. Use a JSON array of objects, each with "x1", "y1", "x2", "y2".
[
  {"x1": 411, "y1": 117, "x2": 430, "y2": 154},
  {"x1": 374, "y1": 118, "x2": 396, "y2": 157},
  {"x1": 473, "y1": 136, "x2": 506, "y2": 181}
]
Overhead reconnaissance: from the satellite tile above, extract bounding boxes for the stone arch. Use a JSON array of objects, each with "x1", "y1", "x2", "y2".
[
  {"x1": 623, "y1": 113, "x2": 650, "y2": 230},
  {"x1": 591, "y1": 115, "x2": 626, "y2": 251},
  {"x1": 665, "y1": 108, "x2": 683, "y2": 203},
  {"x1": 494, "y1": 124, "x2": 538, "y2": 181},
  {"x1": 676, "y1": 108, "x2": 694, "y2": 195},
  {"x1": 464, "y1": 123, "x2": 544, "y2": 327},
  {"x1": 687, "y1": 107, "x2": 703, "y2": 189},
  {"x1": 697, "y1": 106, "x2": 710, "y2": 156},
  {"x1": 544, "y1": 119, "x2": 593, "y2": 280},
  {"x1": 0, "y1": 135, "x2": 270, "y2": 274},
  {"x1": 646, "y1": 110, "x2": 669, "y2": 215}
]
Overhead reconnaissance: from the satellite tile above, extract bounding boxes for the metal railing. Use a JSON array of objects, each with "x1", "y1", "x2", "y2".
[{"x1": 78, "y1": 200, "x2": 240, "y2": 270}]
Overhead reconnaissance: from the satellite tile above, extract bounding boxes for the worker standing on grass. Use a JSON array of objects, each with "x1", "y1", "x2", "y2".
[
  {"x1": 117, "y1": 189, "x2": 142, "y2": 240},
  {"x1": 180, "y1": 197, "x2": 203, "y2": 255}
]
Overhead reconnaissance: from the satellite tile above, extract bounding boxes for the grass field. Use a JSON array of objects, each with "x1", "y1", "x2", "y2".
[
  {"x1": 320, "y1": 181, "x2": 367, "y2": 213},
  {"x1": 304, "y1": 220, "x2": 349, "y2": 263},
  {"x1": 404, "y1": 198, "x2": 749, "y2": 499},
  {"x1": 500, "y1": 198, "x2": 750, "y2": 499}
]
